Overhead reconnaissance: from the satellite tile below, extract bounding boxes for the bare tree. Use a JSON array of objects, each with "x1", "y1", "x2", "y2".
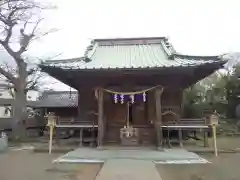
[{"x1": 0, "y1": 0, "x2": 56, "y2": 140}]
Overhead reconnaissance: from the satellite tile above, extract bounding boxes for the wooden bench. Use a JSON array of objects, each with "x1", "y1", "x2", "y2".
[
  {"x1": 161, "y1": 112, "x2": 210, "y2": 147},
  {"x1": 55, "y1": 116, "x2": 98, "y2": 147}
]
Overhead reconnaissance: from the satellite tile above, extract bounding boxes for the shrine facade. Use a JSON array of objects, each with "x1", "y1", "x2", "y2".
[{"x1": 40, "y1": 37, "x2": 227, "y2": 147}]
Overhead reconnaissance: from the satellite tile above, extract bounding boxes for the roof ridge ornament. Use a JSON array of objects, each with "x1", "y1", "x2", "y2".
[
  {"x1": 82, "y1": 41, "x2": 99, "y2": 63},
  {"x1": 160, "y1": 39, "x2": 173, "y2": 57}
]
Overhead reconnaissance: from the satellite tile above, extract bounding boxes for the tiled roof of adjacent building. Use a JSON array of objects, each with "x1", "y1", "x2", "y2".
[
  {"x1": 41, "y1": 37, "x2": 226, "y2": 70},
  {"x1": 34, "y1": 91, "x2": 78, "y2": 108}
]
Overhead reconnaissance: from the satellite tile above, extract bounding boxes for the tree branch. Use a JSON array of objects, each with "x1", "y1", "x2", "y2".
[
  {"x1": 0, "y1": 13, "x2": 8, "y2": 25},
  {"x1": 31, "y1": 28, "x2": 58, "y2": 42},
  {"x1": 0, "y1": 4, "x2": 27, "y2": 43},
  {"x1": 4, "y1": 24, "x2": 14, "y2": 44},
  {"x1": 0, "y1": 39, "x2": 25, "y2": 70},
  {"x1": 0, "y1": 0, "x2": 57, "y2": 92},
  {"x1": 31, "y1": 18, "x2": 43, "y2": 34},
  {"x1": 0, "y1": 66, "x2": 16, "y2": 84},
  {"x1": 17, "y1": 19, "x2": 45, "y2": 55}
]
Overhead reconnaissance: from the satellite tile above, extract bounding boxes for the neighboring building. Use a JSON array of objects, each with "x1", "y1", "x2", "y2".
[
  {"x1": 40, "y1": 37, "x2": 227, "y2": 147},
  {"x1": 0, "y1": 88, "x2": 39, "y2": 118},
  {"x1": 0, "y1": 89, "x2": 12, "y2": 117},
  {"x1": 35, "y1": 90, "x2": 78, "y2": 120},
  {"x1": 0, "y1": 88, "x2": 40, "y2": 131}
]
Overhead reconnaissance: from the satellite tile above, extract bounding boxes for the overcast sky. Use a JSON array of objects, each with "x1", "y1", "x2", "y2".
[
  {"x1": 3, "y1": 0, "x2": 240, "y2": 91},
  {"x1": 29, "y1": 0, "x2": 240, "y2": 59}
]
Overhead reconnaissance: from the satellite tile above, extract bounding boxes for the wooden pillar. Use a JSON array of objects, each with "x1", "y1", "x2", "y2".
[
  {"x1": 178, "y1": 128, "x2": 183, "y2": 147},
  {"x1": 203, "y1": 131, "x2": 209, "y2": 147},
  {"x1": 155, "y1": 88, "x2": 163, "y2": 148},
  {"x1": 55, "y1": 116, "x2": 59, "y2": 145},
  {"x1": 77, "y1": 90, "x2": 81, "y2": 119},
  {"x1": 55, "y1": 127, "x2": 60, "y2": 145},
  {"x1": 97, "y1": 88, "x2": 104, "y2": 148},
  {"x1": 203, "y1": 117, "x2": 209, "y2": 147},
  {"x1": 179, "y1": 89, "x2": 183, "y2": 147},
  {"x1": 79, "y1": 128, "x2": 83, "y2": 147}
]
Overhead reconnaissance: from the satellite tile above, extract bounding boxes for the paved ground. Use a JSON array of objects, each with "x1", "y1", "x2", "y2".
[
  {"x1": 54, "y1": 148, "x2": 207, "y2": 163},
  {"x1": 96, "y1": 159, "x2": 162, "y2": 180}
]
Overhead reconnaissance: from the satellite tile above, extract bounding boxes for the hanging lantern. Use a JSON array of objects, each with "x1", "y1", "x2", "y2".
[
  {"x1": 143, "y1": 92, "x2": 146, "y2": 102},
  {"x1": 120, "y1": 94, "x2": 124, "y2": 104},
  {"x1": 114, "y1": 94, "x2": 118, "y2": 103},
  {"x1": 130, "y1": 94, "x2": 135, "y2": 104}
]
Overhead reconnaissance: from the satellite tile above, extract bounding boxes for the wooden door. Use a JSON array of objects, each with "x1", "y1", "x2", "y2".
[
  {"x1": 131, "y1": 102, "x2": 146, "y2": 125},
  {"x1": 105, "y1": 102, "x2": 127, "y2": 144}
]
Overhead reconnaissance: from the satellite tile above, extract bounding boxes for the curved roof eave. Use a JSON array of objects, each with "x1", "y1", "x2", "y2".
[{"x1": 173, "y1": 53, "x2": 222, "y2": 60}]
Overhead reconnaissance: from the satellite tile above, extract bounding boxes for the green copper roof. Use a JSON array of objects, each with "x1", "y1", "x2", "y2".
[{"x1": 42, "y1": 37, "x2": 226, "y2": 70}]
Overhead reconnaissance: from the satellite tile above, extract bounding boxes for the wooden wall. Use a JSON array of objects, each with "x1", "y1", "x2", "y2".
[
  {"x1": 76, "y1": 86, "x2": 182, "y2": 145},
  {"x1": 102, "y1": 88, "x2": 182, "y2": 145},
  {"x1": 78, "y1": 89, "x2": 98, "y2": 121},
  {"x1": 162, "y1": 88, "x2": 182, "y2": 124}
]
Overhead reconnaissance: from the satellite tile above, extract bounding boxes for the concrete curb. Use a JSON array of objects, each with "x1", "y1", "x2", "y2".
[
  {"x1": 188, "y1": 149, "x2": 240, "y2": 154},
  {"x1": 33, "y1": 148, "x2": 75, "y2": 153},
  {"x1": 32, "y1": 147, "x2": 240, "y2": 154}
]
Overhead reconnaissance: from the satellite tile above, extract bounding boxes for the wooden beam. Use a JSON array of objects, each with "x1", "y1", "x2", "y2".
[
  {"x1": 155, "y1": 88, "x2": 163, "y2": 148},
  {"x1": 97, "y1": 88, "x2": 104, "y2": 147}
]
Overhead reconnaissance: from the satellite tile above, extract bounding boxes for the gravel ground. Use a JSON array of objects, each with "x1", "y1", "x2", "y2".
[
  {"x1": 0, "y1": 150, "x2": 102, "y2": 180},
  {"x1": 157, "y1": 136, "x2": 240, "y2": 180},
  {"x1": 1, "y1": 136, "x2": 240, "y2": 180},
  {"x1": 157, "y1": 154, "x2": 240, "y2": 180}
]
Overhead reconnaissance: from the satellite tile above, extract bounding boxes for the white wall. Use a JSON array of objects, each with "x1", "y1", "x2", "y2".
[
  {"x1": 0, "y1": 89, "x2": 39, "y2": 100},
  {"x1": 0, "y1": 106, "x2": 11, "y2": 118},
  {"x1": 26, "y1": 90, "x2": 39, "y2": 101},
  {"x1": 0, "y1": 89, "x2": 12, "y2": 99}
]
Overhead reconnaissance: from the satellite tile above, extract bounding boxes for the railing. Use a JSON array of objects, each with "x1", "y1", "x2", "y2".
[{"x1": 56, "y1": 116, "x2": 97, "y2": 126}]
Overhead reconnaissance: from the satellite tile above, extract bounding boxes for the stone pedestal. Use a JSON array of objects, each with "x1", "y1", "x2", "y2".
[{"x1": 0, "y1": 133, "x2": 7, "y2": 152}]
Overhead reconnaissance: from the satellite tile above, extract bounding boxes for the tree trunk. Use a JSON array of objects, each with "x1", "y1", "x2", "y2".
[
  {"x1": 11, "y1": 87, "x2": 27, "y2": 140},
  {"x1": 11, "y1": 61, "x2": 28, "y2": 141}
]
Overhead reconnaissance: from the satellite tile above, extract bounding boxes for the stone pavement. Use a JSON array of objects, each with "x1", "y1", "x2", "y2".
[
  {"x1": 95, "y1": 159, "x2": 162, "y2": 180},
  {"x1": 53, "y1": 148, "x2": 207, "y2": 163}
]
